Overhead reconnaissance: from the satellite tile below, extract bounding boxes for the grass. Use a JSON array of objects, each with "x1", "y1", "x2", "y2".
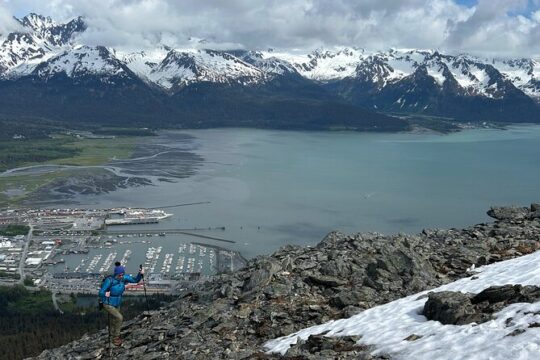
[{"x1": 46, "y1": 137, "x2": 138, "y2": 166}]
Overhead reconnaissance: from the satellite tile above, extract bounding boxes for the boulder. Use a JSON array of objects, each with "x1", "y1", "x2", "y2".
[
  {"x1": 487, "y1": 206, "x2": 529, "y2": 221},
  {"x1": 423, "y1": 291, "x2": 486, "y2": 325},
  {"x1": 424, "y1": 285, "x2": 540, "y2": 326},
  {"x1": 471, "y1": 285, "x2": 522, "y2": 304}
]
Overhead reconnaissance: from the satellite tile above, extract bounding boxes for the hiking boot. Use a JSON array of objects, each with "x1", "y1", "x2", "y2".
[{"x1": 113, "y1": 337, "x2": 122, "y2": 346}]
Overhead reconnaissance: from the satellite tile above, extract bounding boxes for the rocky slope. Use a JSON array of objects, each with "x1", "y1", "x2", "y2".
[{"x1": 32, "y1": 204, "x2": 540, "y2": 359}]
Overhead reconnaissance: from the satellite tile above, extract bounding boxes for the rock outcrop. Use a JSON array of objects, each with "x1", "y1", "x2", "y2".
[
  {"x1": 32, "y1": 204, "x2": 540, "y2": 359},
  {"x1": 423, "y1": 285, "x2": 540, "y2": 325}
]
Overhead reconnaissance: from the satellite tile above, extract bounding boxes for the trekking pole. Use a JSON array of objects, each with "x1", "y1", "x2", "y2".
[
  {"x1": 140, "y1": 264, "x2": 150, "y2": 313},
  {"x1": 107, "y1": 310, "x2": 112, "y2": 357}
]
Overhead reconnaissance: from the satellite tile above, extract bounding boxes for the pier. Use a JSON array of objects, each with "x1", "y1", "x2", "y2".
[{"x1": 102, "y1": 229, "x2": 235, "y2": 243}]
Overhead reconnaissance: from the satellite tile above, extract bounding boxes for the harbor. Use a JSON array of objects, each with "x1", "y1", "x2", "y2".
[{"x1": 0, "y1": 205, "x2": 247, "y2": 295}]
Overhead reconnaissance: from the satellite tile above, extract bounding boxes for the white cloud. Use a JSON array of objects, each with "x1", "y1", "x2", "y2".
[
  {"x1": 0, "y1": 2, "x2": 22, "y2": 35},
  {"x1": 1, "y1": 0, "x2": 540, "y2": 56}
]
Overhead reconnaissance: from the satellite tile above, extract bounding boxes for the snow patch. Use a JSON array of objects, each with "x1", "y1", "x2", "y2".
[{"x1": 265, "y1": 250, "x2": 540, "y2": 359}]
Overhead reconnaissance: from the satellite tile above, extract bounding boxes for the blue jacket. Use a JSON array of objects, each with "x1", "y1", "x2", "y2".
[{"x1": 99, "y1": 273, "x2": 142, "y2": 307}]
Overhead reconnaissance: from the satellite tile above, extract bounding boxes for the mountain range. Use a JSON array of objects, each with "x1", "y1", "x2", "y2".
[{"x1": 1, "y1": 13, "x2": 540, "y2": 130}]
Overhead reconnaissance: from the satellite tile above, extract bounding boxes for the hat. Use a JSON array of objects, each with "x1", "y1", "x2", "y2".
[{"x1": 114, "y1": 265, "x2": 125, "y2": 276}]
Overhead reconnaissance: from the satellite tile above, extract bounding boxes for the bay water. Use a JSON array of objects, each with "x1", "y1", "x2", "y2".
[{"x1": 59, "y1": 125, "x2": 540, "y2": 271}]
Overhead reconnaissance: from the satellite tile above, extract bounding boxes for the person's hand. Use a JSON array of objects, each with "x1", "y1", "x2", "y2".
[{"x1": 105, "y1": 291, "x2": 110, "y2": 298}]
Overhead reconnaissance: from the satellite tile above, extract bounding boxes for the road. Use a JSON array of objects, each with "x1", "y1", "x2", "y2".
[{"x1": 17, "y1": 224, "x2": 33, "y2": 285}]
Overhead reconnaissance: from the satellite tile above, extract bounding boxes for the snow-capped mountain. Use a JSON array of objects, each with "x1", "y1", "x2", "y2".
[
  {"x1": 0, "y1": 13, "x2": 85, "y2": 77},
  {"x1": 31, "y1": 45, "x2": 135, "y2": 83},
  {"x1": 230, "y1": 50, "x2": 302, "y2": 78},
  {"x1": 144, "y1": 49, "x2": 266, "y2": 90},
  {"x1": 1, "y1": 13, "x2": 540, "y2": 127},
  {"x1": 264, "y1": 47, "x2": 367, "y2": 81}
]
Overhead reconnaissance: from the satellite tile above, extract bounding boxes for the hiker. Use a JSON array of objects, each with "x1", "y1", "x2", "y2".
[{"x1": 99, "y1": 262, "x2": 144, "y2": 346}]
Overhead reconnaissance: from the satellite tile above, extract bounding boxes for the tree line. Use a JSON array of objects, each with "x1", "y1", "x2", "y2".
[{"x1": 0, "y1": 285, "x2": 175, "y2": 360}]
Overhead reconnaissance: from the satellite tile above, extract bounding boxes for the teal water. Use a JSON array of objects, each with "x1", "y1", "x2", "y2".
[{"x1": 70, "y1": 125, "x2": 540, "y2": 262}]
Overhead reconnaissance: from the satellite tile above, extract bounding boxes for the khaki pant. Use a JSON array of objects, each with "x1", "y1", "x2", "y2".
[{"x1": 103, "y1": 304, "x2": 123, "y2": 337}]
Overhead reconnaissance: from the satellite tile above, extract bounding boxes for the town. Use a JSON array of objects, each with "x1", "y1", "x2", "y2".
[{"x1": 0, "y1": 207, "x2": 247, "y2": 297}]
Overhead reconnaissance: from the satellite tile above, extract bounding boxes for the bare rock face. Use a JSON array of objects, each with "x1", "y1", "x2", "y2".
[
  {"x1": 32, "y1": 204, "x2": 540, "y2": 359},
  {"x1": 423, "y1": 285, "x2": 540, "y2": 325},
  {"x1": 487, "y1": 206, "x2": 529, "y2": 221}
]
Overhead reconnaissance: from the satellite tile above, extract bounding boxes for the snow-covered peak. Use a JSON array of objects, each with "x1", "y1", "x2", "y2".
[
  {"x1": 231, "y1": 50, "x2": 300, "y2": 77},
  {"x1": 0, "y1": 14, "x2": 539, "y2": 103},
  {"x1": 0, "y1": 14, "x2": 85, "y2": 77},
  {"x1": 147, "y1": 49, "x2": 266, "y2": 90},
  {"x1": 33, "y1": 46, "x2": 129, "y2": 80},
  {"x1": 269, "y1": 47, "x2": 366, "y2": 81},
  {"x1": 265, "y1": 250, "x2": 540, "y2": 359},
  {"x1": 493, "y1": 58, "x2": 540, "y2": 99},
  {"x1": 116, "y1": 47, "x2": 169, "y2": 80},
  {"x1": 20, "y1": 13, "x2": 57, "y2": 31}
]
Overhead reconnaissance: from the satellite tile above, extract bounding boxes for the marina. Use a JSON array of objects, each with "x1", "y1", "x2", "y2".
[{"x1": 57, "y1": 240, "x2": 225, "y2": 279}]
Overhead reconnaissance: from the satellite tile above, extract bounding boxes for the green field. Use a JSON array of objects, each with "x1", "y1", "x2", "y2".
[{"x1": 44, "y1": 136, "x2": 138, "y2": 166}]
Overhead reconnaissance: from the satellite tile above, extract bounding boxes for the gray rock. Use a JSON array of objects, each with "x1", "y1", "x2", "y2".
[
  {"x1": 487, "y1": 206, "x2": 529, "y2": 221},
  {"x1": 423, "y1": 291, "x2": 485, "y2": 325},
  {"x1": 242, "y1": 260, "x2": 281, "y2": 292},
  {"x1": 330, "y1": 291, "x2": 363, "y2": 309},
  {"x1": 472, "y1": 285, "x2": 522, "y2": 304},
  {"x1": 424, "y1": 285, "x2": 540, "y2": 326}
]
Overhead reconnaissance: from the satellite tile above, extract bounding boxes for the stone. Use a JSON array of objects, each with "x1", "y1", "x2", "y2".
[
  {"x1": 330, "y1": 291, "x2": 363, "y2": 309},
  {"x1": 404, "y1": 334, "x2": 423, "y2": 341},
  {"x1": 487, "y1": 206, "x2": 529, "y2": 221},
  {"x1": 471, "y1": 285, "x2": 521, "y2": 304},
  {"x1": 425, "y1": 285, "x2": 540, "y2": 327},
  {"x1": 423, "y1": 291, "x2": 485, "y2": 325},
  {"x1": 506, "y1": 329, "x2": 526, "y2": 337}
]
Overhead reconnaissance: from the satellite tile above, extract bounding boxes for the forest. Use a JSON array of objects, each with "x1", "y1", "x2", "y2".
[{"x1": 0, "y1": 285, "x2": 175, "y2": 360}]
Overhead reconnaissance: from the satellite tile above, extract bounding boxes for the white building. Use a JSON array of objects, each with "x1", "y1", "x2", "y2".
[
  {"x1": 0, "y1": 240, "x2": 12, "y2": 248},
  {"x1": 25, "y1": 258, "x2": 42, "y2": 266}
]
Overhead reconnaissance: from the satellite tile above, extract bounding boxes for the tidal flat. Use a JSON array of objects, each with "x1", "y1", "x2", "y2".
[{"x1": 0, "y1": 133, "x2": 202, "y2": 207}]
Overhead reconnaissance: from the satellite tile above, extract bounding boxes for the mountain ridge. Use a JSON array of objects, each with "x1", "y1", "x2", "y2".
[{"x1": 1, "y1": 14, "x2": 540, "y2": 129}]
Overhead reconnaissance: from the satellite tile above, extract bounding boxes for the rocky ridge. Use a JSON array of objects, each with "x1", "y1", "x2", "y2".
[{"x1": 32, "y1": 204, "x2": 540, "y2": 359}]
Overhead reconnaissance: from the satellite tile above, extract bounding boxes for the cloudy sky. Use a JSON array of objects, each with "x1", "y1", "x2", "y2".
[{"x1": 1, "y1": 0, "x2": 540, "y2": 56}]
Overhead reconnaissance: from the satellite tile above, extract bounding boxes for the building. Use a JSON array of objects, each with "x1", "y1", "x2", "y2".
[
  {"x1": 0, "y1": 240, "x2": 12, "y2": 248},
  {"x1": 26, "y1": 258, "x2": 43, "y2": 266}
]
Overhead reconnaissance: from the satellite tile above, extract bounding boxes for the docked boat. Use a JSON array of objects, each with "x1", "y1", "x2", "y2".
[{"x1": 105, "y1": 208, "x2": 173, "y2": 225}]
